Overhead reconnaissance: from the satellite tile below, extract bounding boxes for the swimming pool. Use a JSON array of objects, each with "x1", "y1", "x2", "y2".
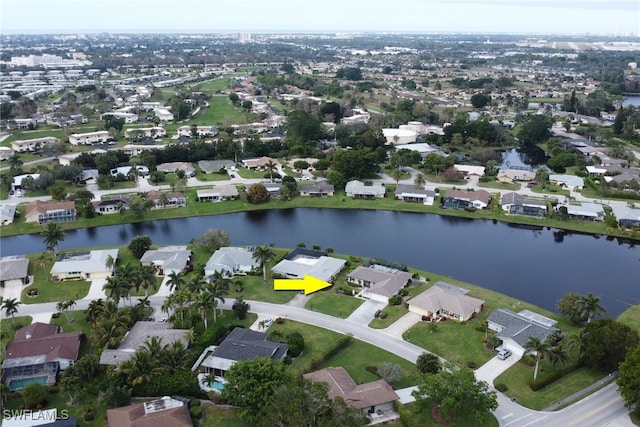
[
  {"x1": 9, "y1": 376, "x2": 48, "y2": 391},
  {"x1": 210, "y1": 380, "x2": 225, "y2": 391}
]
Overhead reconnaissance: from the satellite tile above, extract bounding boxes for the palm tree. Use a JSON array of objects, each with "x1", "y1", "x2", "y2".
[
  {"x1": 121, "y1": 349, "x2": 161, "y2": 388},
  {"x1": 252, "y1": 245, "x2": 275, "y2": 283},
  {"x1": 103, "y1": 275, "x2": 130, "y2": 306},
  {"x1": 547, "y1": 346, "x2": 570, "y2": 369},
  {"x1": 524, "y1": 336, "x2": 551, "y2": 381},
  {"x1": 93, "y1": 317, "x2": 126, "y2": 349},
  {"x1": 193, "y1": 292, "x2": 214, "y2": 330},
  {"x1": 576, "y1": 293, "x2": 605, "y2": 324},
  {"x1": 160, "y1": 340, "x2": 189, "y2": 368},
  {"x1": 105, "y1": 255, "x2": 116, "y2": 273},
  {"x1": 142, "y1": 336, "x2": 166, "y2": 363},
  {"x1": 136, "y1": 265, "x2": 157, "y2": 297},
  {"x1": 56, "y1": 299, "x2": 76, "y2": 323},
  {"x1": 565, "y1": 329, "x2": 589, "y2": 360},
  {"x1": 2, "y1": 298, "x2": 21, "y2": 327},
  {"x1": 85, "y1": 298, "x2": 104, "y2": 326},
  {"x1": 391, "y1": 167, "x2": 403, "y2": 185},
  {"x1": 414, "y1": 173, "x2": 426, "y2": 188},
  {"x1": 186, "y1": 274, "x2": 207, "y2": 294},
  {"x1": 158, "y1": 193, "x2": 169, "y2": 209},
  {"x1": 41, "y1": 221, "x2": 65, "y2": 255},
  {"x1": 166, "y1": 271, "x2": 184, "y2": 292},
  {"x1": 205, "y1": 282, "x2": 227, "y2": 323},
  {"x1": 265, "y1": 160, "x2": 277, "y2": 182}
]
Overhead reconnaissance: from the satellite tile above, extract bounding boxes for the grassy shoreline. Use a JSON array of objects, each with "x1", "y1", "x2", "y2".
[{"x1": 3, "y1": 189, "x2": 640, "y2": 241}]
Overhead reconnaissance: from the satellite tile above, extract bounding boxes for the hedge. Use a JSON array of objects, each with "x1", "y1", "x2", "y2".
[{"x1": 529, "y1": 362, "x2": 583, "y2": 391}]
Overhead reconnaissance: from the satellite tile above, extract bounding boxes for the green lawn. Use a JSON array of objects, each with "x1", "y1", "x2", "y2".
[
  {"x1": 477, "y1": 180, "x2": 521, "y2": 191},
  {"x1": 618, "y1": 304, "x2": 640, "y2": 332},
  {"x1": 187, "y1": 95, "x2": 247, "y2": 125},
  {"x1": 192, "y1": 78, "x2": 233, "y2": 93},
  {"x1": 493, "y1": 361, "x2": 604, "y2": 410},
  {"x1": 304, "y1": 292, "x2": 364, "y2": 318},
  {"x1": 1, "y1": 316, "x2": 32, "y2": 349},
  {"x1": 201, "y1": 404, "x2": 251, "y2": 427},
  {"x1": 22, "y1": 274, "x2": 90, "y2": 305},
  {"x1": 368, "y1": 303, "x2": 408, "y2": 328},
  {"x1": 235, "y1": 166, "x2": 266, "y2": 179}
]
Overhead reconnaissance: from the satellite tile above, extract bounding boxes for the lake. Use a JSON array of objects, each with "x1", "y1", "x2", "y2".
[{"x1": 2, "y1": 208, "x2": 638, "y2": 317}]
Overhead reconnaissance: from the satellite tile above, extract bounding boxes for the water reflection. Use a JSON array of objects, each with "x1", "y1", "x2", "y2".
[{"x1": 500, "y1": 146, "x2": 548, "y2": 169}]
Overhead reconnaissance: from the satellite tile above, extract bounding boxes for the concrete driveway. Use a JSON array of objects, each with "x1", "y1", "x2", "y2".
[
  {"x1": 83, "y1": 278, "x2": 107, "y2": 301},
  {"x1": 346, "y1": 299, "x2": 386, "y2": 324},
  {"x1": 474, "y1": 353, "x2": 520, "y2": 385},
  {"x1": 381, "y1": 312, "x2": 422, "y2": 339}
]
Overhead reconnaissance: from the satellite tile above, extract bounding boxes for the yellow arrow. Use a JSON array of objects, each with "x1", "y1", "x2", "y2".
[{"x1": 274, "y1": 275, "x2": 331, "y2": 295}]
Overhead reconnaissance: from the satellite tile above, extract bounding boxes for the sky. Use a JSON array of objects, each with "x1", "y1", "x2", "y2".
[{"x1": 1, "y1": 0, "x2": 639, "y2": 35}]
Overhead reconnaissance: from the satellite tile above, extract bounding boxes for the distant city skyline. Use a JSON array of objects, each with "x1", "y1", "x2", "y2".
[{"x1": 1, "y1": 0, "x2": 639, "y2": 36}]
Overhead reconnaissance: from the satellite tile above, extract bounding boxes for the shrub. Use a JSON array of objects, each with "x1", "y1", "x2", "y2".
[
  {"x1": 83, "y1": 412, "x2": 95, "y2": 422},
  {"x1": 521, "y1": 355, "x2": 535, "y2": 366},
  {"x1": 388, "y1": 295, "x2": 403, "y2": 306},
  {"x1": 190, "y1": 405, "x2": 203, "y2": 419},
  {"x1": 286, "y1": 332, "x2": 305, "y2": 357},
  {"x1": 379, "y1": 311, "x2": 388, "y2": 319},
  {"x1": 467, "y1": 361, "x2": 477, "y2": 369},
  {"x1": 22, "y1": 383, "x2": 49, "y2": 408},
  {"x1": 495, "y1": 383, "x2": 508, "y2": 392},
  {"x1": 51, "y1": 312, "x2": 60, "y2": 319},
  {"x1": 190, "y1": 399, "x2": 201, "y2": 407},
  {"x1": 374, "y1": 310, "x2": 382, "y2": 319}
]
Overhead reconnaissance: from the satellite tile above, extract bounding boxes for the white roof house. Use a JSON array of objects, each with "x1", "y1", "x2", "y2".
[
  {"x1": 349, "y1": 265, "x2": 413, "y2": 303},
  {"x1": 557, "y1": 202, "x2": 605, "y2": 221},
  {"x1": 454, "y1": 164, "x2": 486, "y2": 177},
  {"x1": 549, "y1": 174, "x2": 584, "y2": 191},
  {"x1": 345, "y1": 180, "x2": 386, "y2": 199},
  {"x1": 382, "y1": 128, "x2": 417, "y2": 145},
  {"x1": 50, "y1": 249, "x2": 118, "y2": 281},
  {"x1": 0, "y1": 204, "x2": 17, "y2": 225},
  {"x1": 204, "y1": 247, "x2": 258, "y2": 278},
  {"x1": 272, "y1": 249, "x2": 346, "y2": 283},
  {"x1": 140, "y1": 246, "x2": 192, "y2": 275}
]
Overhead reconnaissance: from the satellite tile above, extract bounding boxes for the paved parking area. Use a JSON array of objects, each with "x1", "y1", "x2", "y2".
[
  {"x1": 381, "y1": 312, "x2": 422, "y2": 339},
  {"x1": 474, "y1": 352, "x2": 520, "y2": 384}
]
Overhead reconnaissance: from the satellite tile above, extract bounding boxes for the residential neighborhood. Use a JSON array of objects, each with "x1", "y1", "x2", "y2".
[{"x1": 0, "y1": 16, "x2": 639, "y2": 427}]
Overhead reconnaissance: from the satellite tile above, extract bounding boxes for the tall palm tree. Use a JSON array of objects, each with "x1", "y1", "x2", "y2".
[
  {"x1": 85, "y1": 299, "x2": 105, "y2": 325},
  {"x1": 2, "y1": 298, "x2": 21, "y2": 327},
  {"x1": 186, "y1": 274, "x2": 207, "y2": 294},
  {"x1": 136, "y1": 265, "x2": 158, "y2": 297},
  {"x1": 41, "y1": 221, "x2": 65, "y2": 255},
  {"x1": 414, "y1": 173, "x2": 426, "y2": 188},
  {"x1": 265, "y1": 160, "x2": 277, "y2": 182},
  {"x1": 547, "y1": 346, "x2": 570, "y2": 369},
  {"x1": 252, "y1": 245, "x2": 275, "y2": 283},
  {"x1": 524, "y1": 336, "x2": 551, "y2": 381},
  {"x1": 205, "y1": 282, "x2": 227, "y2": 323},
  {"x1": 193, "y1": 292, "x2": 214, "y2": 330},
  {"x1": 93, "y1": 317, "x2": 126, "y2": 349},
  {"x1": 103, "y1": 275, "x2": 130, "y2": 306},
  {"x1": 160, "y1": 340, "x2": 189, "y2": 368},
  {"x1": 121, "y1": 349, "x2": 162, "y2": 388},
  {"x1": 142, "y1": 336, "x2": 166, "y2": 363},
  {"x1": 576, "y1": 293, "x2": 606, "y2": 324},
  {"x1": 391, "y1": 167, "x2": 403, "y2": 185},
  {"x1": 166, "y1": 271, "x2": 184, "y2": 292}
]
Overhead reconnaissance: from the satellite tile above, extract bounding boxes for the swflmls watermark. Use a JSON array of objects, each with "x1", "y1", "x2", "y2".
[{"x1": 2, "y1": 409, "x2": 70, "y2": 421}]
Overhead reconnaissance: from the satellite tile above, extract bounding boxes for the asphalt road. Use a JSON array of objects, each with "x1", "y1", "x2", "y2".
[{"x1": 7, "y1": 296, "x2": 633, "y2": 427}]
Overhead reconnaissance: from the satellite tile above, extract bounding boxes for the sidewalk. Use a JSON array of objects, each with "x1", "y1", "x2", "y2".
[{"x1": 543, "y1": 371, "x2": 618, "y2": 411}]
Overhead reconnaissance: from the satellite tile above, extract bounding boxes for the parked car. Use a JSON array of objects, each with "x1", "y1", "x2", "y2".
[{"x1": 497, "y1": 348, "x2": 512, "y2": 360}]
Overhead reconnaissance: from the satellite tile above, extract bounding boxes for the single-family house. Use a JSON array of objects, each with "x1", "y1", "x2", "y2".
[
  {"x1": 106, "y1": 396, "x2": 193, "y2": 427},
  {"x1": 0, "y1": 204, "x2": 17, "y2": 225},
  {"x1": 345, "y1": 180, "x2": 386, "y2": 199},
  {"x1": 271, "y1": 248, "x2": 346, "y2": 283},
  {"x1": 557, "y1": 202, "x2": 605, "y2": 221},
  {"x1": 124, "y1": 126, "x2": 166, "y2": 139},
  {"x1": 204, "y1": 247, "x2": 258, "y2": 278},
  {"x1": 610, "y1": 205, "x2": 640, "y2": 229},
  {"x1": 454, "y1": 164, "x2": 486, "y2": 177},
  {"x1": 497, "y1": 169, "x2": 536, "y2": 183},
  {"x1": 549, "y1": 174, "x2": 584, "y2": 191},
  {"x1": 394, "y1": 184, "x2": 436, "y2": 205},
  {"x1": 140, "y1": 246, "x2": 192, "y2": 276},
  {"x1": 586, "y1": 165, "x2": 608, "y2": 176},
  {"x1": 25, "y1": 200, "x2": 76, "y2": 224},
  {"x1": 303, "y1": 367, "x2": 399, "y2": 417},
  {"x1": 348, "y1": 265, "x2": 413, "y2": 304},
  {"x1": 241, "y1": 156, "x2": 280, "y2": 170},
  {"x1": 198, "y1": 328, "x2": 288, "y2": 379},
  {"x1": 12, "y1": 173, "x2": 40, "y2": 191},
  {"x1": 145, "y1": 191, "x2": 187, "y2": 208},
  {"x1": 442, "y1": 189, "x2": 491, "y2": 209},
  {"x1": 154, "y1": 108, "x2": 174, "y2": 122},
  {"x1": 299, "y1": 180, "x2": 335, "y2": 197},
  {"x1": 50, "y1": 249, "x2": 118, "y2": 281},
  {"x1": 100, "y1": 321, "x2": 190, "y2": 366},
  {"x1": 198, "y1": 160, "x2": 235, "y2": 173},
  {"x1": 263, "y1": 182, "x2": 282, "y2": 196},
  {"x1": 92, "y1": 195, "x2": 130, "y2": 215},
  {"x1": 0, "y1": 255, "x2": 30, "y2": 287},
  {"x1": 0, "y1": 146, "x2": 13, "y2": 161},
  {"x1": 157, "y1": 162, "x2": 196, "y2": 175},
  {"x1": 487, "y1": 309, "x2": 558, "y2": 356},
  {"x1": 110, "y1": 165, "x2": 150, "y2": 177},
  {"x1": 1, "y1": 323, "x2": 81, "y2": 390},
  {"x1": 408, "y1": 282, "x2": 485, "y2": 322},
  {"x1": 196, "y1": 185, "x2": 239, "y2": 202},
  {"x1": 500, "y1": 192, "x2": 547, "y2": 217}
]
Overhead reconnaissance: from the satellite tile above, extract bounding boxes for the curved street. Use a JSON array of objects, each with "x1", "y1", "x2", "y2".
[{"x1": 3, "y1": 292, "x2": 633, "y2": 427}]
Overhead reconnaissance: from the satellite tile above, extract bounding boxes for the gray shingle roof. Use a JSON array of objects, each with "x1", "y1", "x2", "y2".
[
  {"x1": 488, "y1": 309, "x2": 558, "y2": 346},
  {"x1": 0, "y1": 256, "x2": 29, "y2": 281},
  {"x1": 211, "y1": 328, "x2": 288, "y2": 362}
]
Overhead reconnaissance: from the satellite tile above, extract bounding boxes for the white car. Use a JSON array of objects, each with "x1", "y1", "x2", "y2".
[{"x1": 497, "y1": 348, "x2": 512, "y2": 360}]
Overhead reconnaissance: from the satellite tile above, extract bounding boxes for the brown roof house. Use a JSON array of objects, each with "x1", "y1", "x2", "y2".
[
  {"x1": 348, "y1": 264, "x2": 413, "y2": 304},
  {"x1": 303, "y1": 367, "x2": 399, "y2": 419},
  {"x1": 1, "y1": 323, "x2": 81, "y2": 390},
  {"x1": 442, "y1": 189, "x2": 491, "y2": 210},
  {"x1": 107, "y1": 396, "x2": 192, "y2": 427},
  {"x1": 408, "y1": 282, "x2": 485, "y2": 322},
  {"x1": 25, "y1": 200, "x2": 76, "y2": 224}
]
